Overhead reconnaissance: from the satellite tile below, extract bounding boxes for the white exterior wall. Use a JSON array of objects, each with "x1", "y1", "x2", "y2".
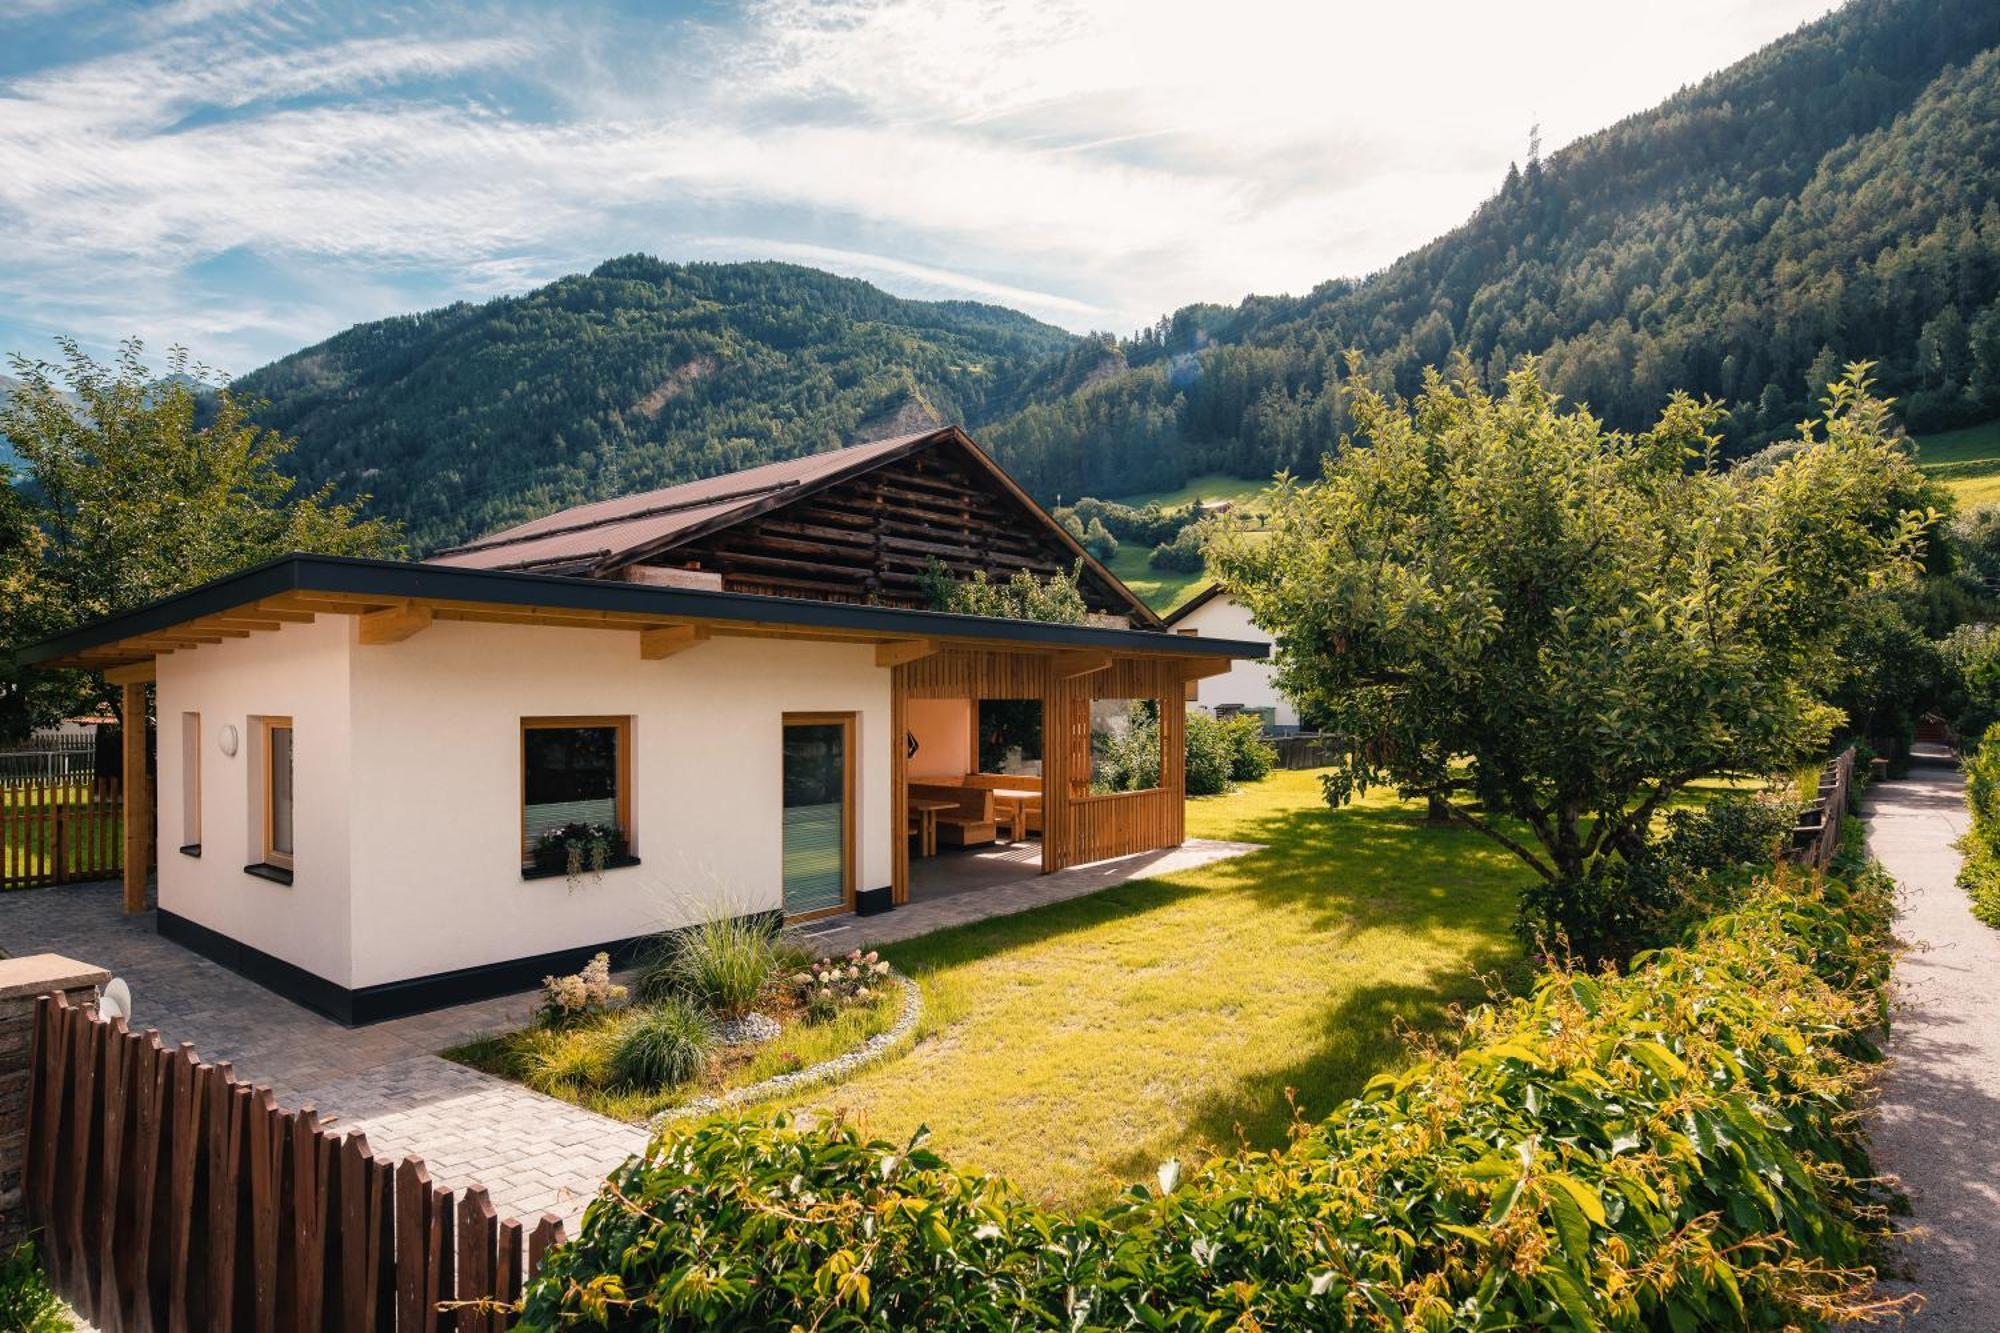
[
  {"x1": 155, "y1": 616, "x2": 358, "y2": 985},
  {"x1": 1174, "y1": 592, "x2": 1299, "y2": 729},
  {"x1": 156, "y1": 617, "x2": 893, "y2": 991},
  {"x1": 346, "y1": 623, "x2": 891, "y2": 988}
]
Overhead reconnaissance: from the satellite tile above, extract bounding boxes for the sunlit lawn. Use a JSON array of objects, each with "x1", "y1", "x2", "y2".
[{"x1": 776, "y1": 769, "x2": 1531, "y2": 1208}]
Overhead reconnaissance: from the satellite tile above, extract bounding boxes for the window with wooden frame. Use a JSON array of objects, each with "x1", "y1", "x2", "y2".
[
  {"x1": 521, "y1": 717, "x2": 633, "y2": 868},
  {"x1": 259, "y1": 716, "x2": 294, "y2": 871},
  {"x1": 180, "y1": 712, "x2": 202, "y2": 854}
]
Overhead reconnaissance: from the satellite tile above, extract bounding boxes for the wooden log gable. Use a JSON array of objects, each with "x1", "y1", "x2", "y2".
[{"x1": 614, "y1": 436, "x2": 1153, "y2": 624}]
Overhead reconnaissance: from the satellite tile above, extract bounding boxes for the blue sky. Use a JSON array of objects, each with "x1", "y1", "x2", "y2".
[{"x1": 0, "y1": 0, "x2": 1837, "y2": 376}]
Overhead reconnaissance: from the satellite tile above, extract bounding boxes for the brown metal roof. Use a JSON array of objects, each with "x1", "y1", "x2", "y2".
[{"x1": 429, "y1": 429, "x2": 945, "y2": 572}]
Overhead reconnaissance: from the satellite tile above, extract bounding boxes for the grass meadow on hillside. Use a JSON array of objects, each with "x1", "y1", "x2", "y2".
[{"x1": 1915, "y1": 418, "x2": 2000, "y2": 505}]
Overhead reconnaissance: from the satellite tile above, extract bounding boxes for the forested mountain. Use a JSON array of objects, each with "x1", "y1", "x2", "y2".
[
  {"x1": 236, "y1": 259, "x2": 1077, "y2": 550},
  {"x1": 250, "y1": 0, "x2": 2000, "y2": 546},
  {"x1": 980, "y1": 0, "x2": 2000, "y2": 499}
]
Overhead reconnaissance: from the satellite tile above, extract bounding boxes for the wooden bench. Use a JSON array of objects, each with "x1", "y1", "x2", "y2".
[
  {"x1": 962, "y1": 773, "x2": 1043, "y2": 839},
  {"x1": 908, "y1": 782, "x2": 998, "y2": 848}
]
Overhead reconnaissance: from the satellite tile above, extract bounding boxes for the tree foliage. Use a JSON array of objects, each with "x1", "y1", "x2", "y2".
[
  {"x1": 0, "y1": 338, "x2": 402, "y2": 734},
  {"x1": 916, "y1": 558, "x2": 1089, "y2": 625},
  {"x1": 1209, "y1": 362, "x2": 1928, "y2": 946}
]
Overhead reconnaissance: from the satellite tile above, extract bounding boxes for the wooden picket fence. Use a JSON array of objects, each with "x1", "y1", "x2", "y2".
[
  {"x1": 1789, "y1": 746, "x2": 1856, "y2": 871},
  {"x1": 1, "y1": 777, "x2": 137, "y2": 890},
  {"x1": 25, "y1": 990, "x2": 568, "y2": 1331}
]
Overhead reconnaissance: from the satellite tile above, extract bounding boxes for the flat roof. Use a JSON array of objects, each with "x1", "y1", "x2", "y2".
[{"x1": 14, "y1": 553, "x2": 1267, "y2": 670}]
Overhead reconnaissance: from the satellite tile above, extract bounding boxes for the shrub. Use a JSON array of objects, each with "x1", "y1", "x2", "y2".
[
  {"x1": 1080, "y1": 516, "x2": 1118, "y2": 562},
  {"x1": 1219, "y1": 712, "x2": 1274, "y2": 782},
  {"x1": 539, "y1": 952, "x2": 627, "y2": 1026},
  {"x1": 1181, "y1": 710, "x2": 1233, "y2": 796},
  {"x1": 610, "y1": 999, "x2": 715, "y2": 1090},
  {"x1": 0, "y1": 1241, "x2": 69, "y2": 1333},
  {"x1": 1517, "y1": 793, "x2": 1799, "y2": 963},
  {"x1": 522, "y1": 863, "x2": 1898, "y2": 1331},
  {"x1": 791, "y1": 950, "x2": 892, "y2": 1023},
  {"x1": 1958, "y1": 723, "x2": 2000, "y2": 929},
  {"x1": 641, "y1": 916, "x2": 777, "y2": 1017},
  {"x1": 1147, "y1": 523, "x2": 1205, "y2": 572}
]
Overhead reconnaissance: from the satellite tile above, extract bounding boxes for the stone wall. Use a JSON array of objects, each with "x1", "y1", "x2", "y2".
[{"x1": 0, "y1": 953, "x2": 109, "y2": 1251}]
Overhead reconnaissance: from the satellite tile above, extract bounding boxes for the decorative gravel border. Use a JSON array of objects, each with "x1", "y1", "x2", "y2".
[{"x1": 650, "y1": 971, "x2": 922, "y2": 1126}]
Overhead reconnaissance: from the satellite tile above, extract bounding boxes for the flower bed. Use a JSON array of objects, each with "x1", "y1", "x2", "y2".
[
  {"x1": 444, "y1": 944, "x2": 907, "y2": 1124},
  {"x1": 522, "y1": 845, "x2": 1900, "y2": 1330}
]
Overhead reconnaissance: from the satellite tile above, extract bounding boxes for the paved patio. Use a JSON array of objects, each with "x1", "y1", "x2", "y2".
[{"x1": 0, "y1": 836, "x2": 1259, "y2": 1228}]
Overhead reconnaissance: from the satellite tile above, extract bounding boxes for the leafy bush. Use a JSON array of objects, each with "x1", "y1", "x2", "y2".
[
  {"x1": 1958, "y1": 723, "x2": 2000, "y2": 929},
  {"x1": 918, "y1": 558, "x2": 1090, "y2": 624},
  {"x1": 1180, "y1": 709, "x2": 1233, "y2": 795},
  {"x1": 1219, "y1": 712, "x2": 1275, "y2": 782},
  {"x1": 642, "y1": 917, "x2": 777, "y2": 1018},
  {"x1": 1080, "y1": 516, "x2": 1117, "y2": 562},
  {"x1": 539, "y1": 952, "x2": 627, "y2": 1026},
  {"x1": 791, "y1": 950, "x2": 892, "y2": 1024},
  {"x1": 1517, "y1": 793, "x2": 1799, "y2": 963},
  {"x1": 522, "y1": 862, "x2": 1896, "y2": 1331},
  {"x1": 610, "y1": 999, "x2": 715, "y2": 1090},
  {"x1": 0, "y1": 1241, "x2": 69, "y2": 1333},
  {"x1": 1147, "y1": 523, "x2": 1205, "y2": 572}
]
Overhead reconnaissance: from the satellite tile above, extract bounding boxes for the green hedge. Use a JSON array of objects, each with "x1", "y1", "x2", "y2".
[
  {"x1": 1958, "y1": 723, "x2": 2000, "y2": 928},
  {"x1": 521, "y1": 855, "x2": 1897, "y2": 1331}
]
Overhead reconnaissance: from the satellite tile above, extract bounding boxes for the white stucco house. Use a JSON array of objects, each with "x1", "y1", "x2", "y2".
[
  {"x1": 1164, "y1": 584, "x2": 1300, "y2": 732},
  {"x1": 19, "y1": 428, "x2": 1261, "y2": 1023}
]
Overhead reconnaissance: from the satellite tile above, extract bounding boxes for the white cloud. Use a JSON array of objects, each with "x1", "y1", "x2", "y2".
[{"x1": 0, "y1": 0, "x2": 1840, "y2": 365}]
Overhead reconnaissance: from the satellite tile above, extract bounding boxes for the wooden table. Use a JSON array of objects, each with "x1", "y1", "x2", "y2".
[
  {"x1": 991, "y1": 788, "x2": 1039, "y2": 843},
  {"x1": 908, "y1": 799, "x2": 956, "y2": 858}
]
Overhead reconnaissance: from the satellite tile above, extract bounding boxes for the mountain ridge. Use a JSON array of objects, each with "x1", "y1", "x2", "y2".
[{"x1": 243, "y1": 0, "x2": 2000, "y2": 548}]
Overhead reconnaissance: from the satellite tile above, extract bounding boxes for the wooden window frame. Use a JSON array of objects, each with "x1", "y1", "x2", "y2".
[
  {"x1": 520, "y1": 716, "x2": 634, "y2": 865},
  {"x1": 781, "y1": 711, "x2": 856, "y2": 922},
  {"x1": 259, "y1": 716, "x2": 294, "y2": 871},
  {"x1": 180, "y1": 712, "x2": 202, "y2": 854}
]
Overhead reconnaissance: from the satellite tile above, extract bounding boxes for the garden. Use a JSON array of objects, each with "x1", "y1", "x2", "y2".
[{"x1": 445, "y1": 919, "x2": 908, "y2": 1122}]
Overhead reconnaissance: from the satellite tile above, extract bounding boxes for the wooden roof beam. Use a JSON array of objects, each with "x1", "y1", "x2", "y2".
[
  {"x1": 639, "y1": 623, "x2": 709, "y2": 660},
  {"x1": 1052, "y1": 651, "x2": 1113, "y2": 680},
  {"x1": 1180, "y1": 658, "x2": 1236, "y2": 681},
  {"x1": 874, "y1": 638, "x2": 938, "y2": 668},
  {"x1": 357, "y1": 600, "x2": 434, "y2": 646},
  {"x1": 103, "y1": 660, "x2": 156, "y2": 686}
]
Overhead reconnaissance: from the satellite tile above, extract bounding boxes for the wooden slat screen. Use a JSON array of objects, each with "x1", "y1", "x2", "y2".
[
  {"x1": 0, "y1": 777, "x2": 140, "y2": 890},
  {"x1": 24, "y1": 991, "x2": 569, "y2": 1331}
]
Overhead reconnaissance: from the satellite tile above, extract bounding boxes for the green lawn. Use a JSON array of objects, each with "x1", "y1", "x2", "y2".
[
  {"x1": 1102, "y1": 543, "x2": 1209, "y2": 615},
  {"x1": 1108, "y1": 473, "x2": 1278, "y2": 513},
  {"x1": 1913, "y1": 418, "x2": 2000, "y2": 506},
  {"x1": 777, "y1": 770, "x2": 1530, "y2": 1208}
]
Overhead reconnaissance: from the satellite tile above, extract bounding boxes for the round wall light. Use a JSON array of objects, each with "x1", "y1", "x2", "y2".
[{"x1": 217, "y1": 724, "x2": 239, "y2": 757}]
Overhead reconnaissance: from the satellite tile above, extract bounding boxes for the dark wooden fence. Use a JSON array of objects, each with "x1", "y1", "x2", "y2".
[
  {"x1": 1269, "y1": 733, "x2": 1334, "y2": 770},
  {"x1": 1790, "y1": 746, "x2": 1856, "y2": 871},
  {"x1": 1, "y1": 777, "x2": 136, "y2": 891},
  {"x1": 25, "y1": 990, "x2": 567, "y2": 1330}
]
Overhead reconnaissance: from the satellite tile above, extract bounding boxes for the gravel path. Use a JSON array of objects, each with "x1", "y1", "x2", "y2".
[{"x1": 1863, "y1": 763, "x2": 2000, "y2": 1329}]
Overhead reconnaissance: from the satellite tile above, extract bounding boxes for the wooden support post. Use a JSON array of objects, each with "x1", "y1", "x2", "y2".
[
  {"x1": 120, "y1": 678, "x2": 149, "y2": 915},
  {"x1": 638, "y1": 623, "x2": 709, "y2": 660},
  {"x1": 873, "y1": 638, "x2": 937, "y2": 668},
  {"x1": 356, "y1": 601, "x2": 434, "y2": 646}
]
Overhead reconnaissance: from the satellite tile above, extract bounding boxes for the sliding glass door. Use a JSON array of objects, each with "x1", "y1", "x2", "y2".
[{"x1": 782, "y1": 714, "x2": 854, "y2": 918}]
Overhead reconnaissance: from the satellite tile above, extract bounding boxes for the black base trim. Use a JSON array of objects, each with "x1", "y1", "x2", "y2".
[
  {"x1": 157, "y1": 907, "x2": 784, "y2": 1027},
  {"x1": 243, "y1": 862, "x2": 293, "y2": 885},
  {"x1": 854, "y1": 885, "x2": 894, "y2": 916}
]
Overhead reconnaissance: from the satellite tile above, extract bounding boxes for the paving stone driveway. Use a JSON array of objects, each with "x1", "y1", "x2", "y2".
[{"x1": 0, "y1": 882, "x2": 645, "y2": 1226}]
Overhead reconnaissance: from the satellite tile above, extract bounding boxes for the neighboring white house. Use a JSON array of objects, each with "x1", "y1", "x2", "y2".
[
  {"x1": 20, "y1": 428, "x2": 1262, "y2": 1023},
  {"x1": 1164, "y1": 584, "x2": 1300, "y2": 732}
]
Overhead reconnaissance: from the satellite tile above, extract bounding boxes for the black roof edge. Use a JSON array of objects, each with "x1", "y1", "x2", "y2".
[
  {"x1": 1161, "y1": 582, "x2": 1227, "y2": 627},
  {"x1": 13, "y1": 553, "x2": 1268, "y2": 668}
]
